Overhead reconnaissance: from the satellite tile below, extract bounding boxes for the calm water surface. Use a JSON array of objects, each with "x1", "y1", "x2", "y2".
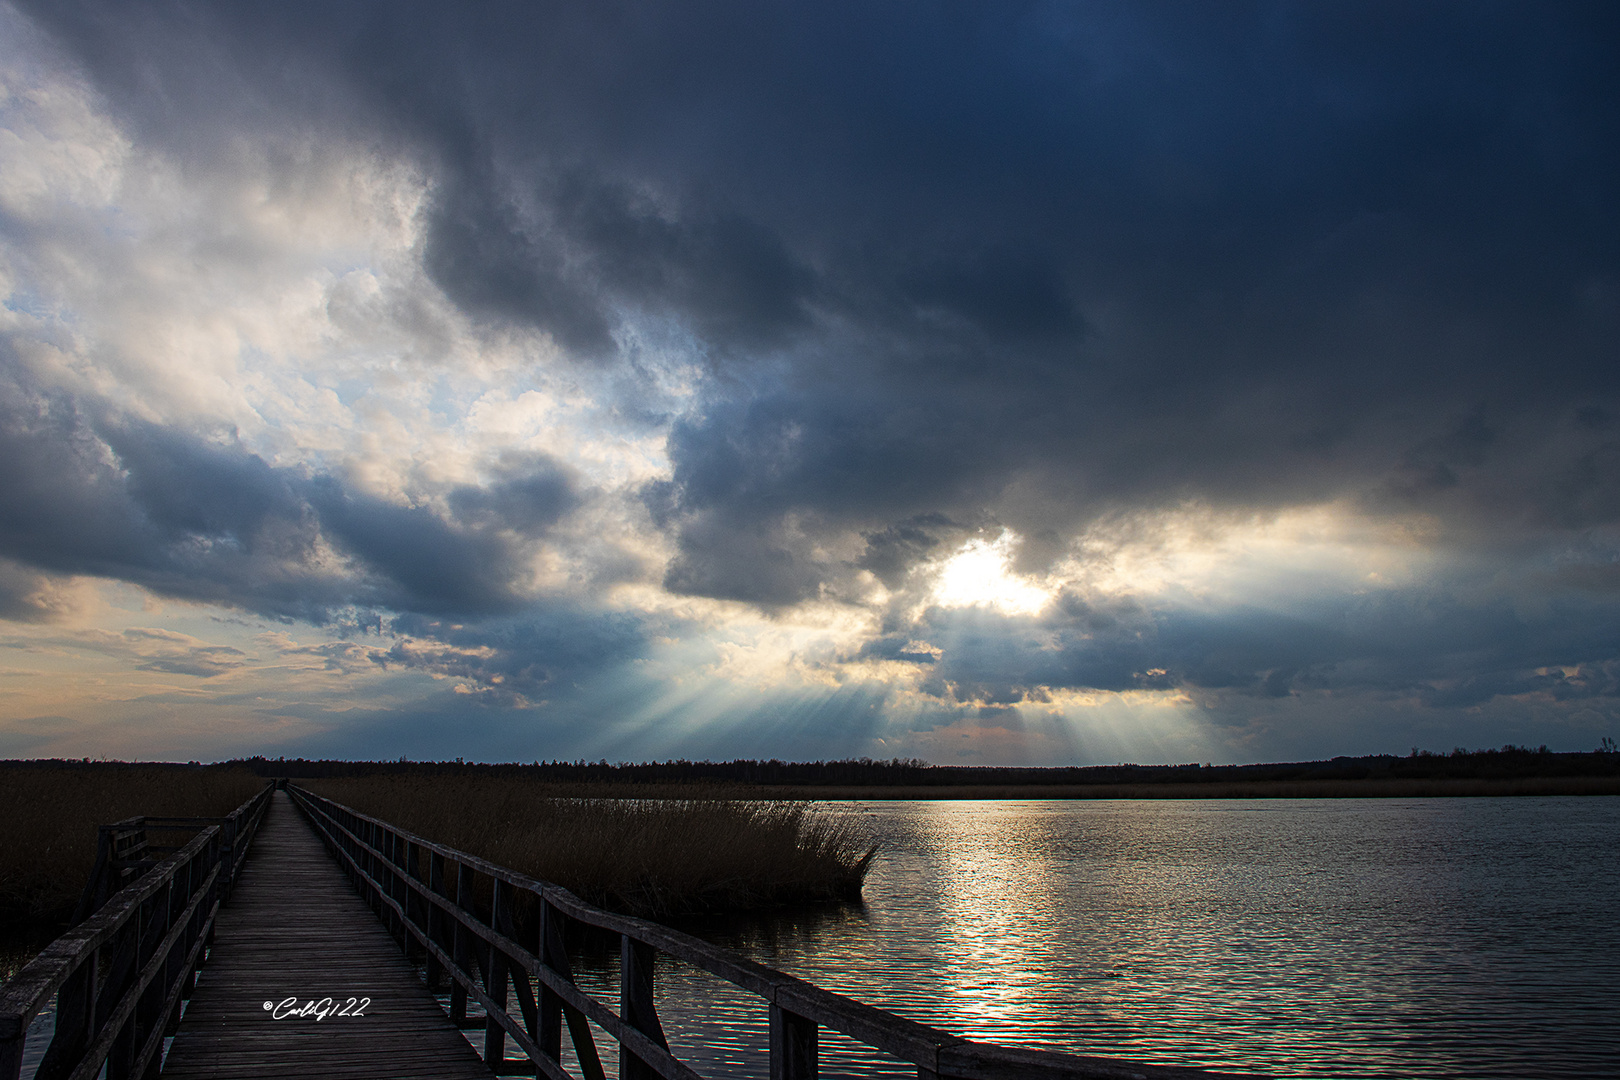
[{"x1": 568, "y1": 798, "x2": 1620, "y2": 1080}]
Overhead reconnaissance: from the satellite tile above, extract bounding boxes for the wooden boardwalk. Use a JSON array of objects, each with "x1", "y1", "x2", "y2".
[{"x1": 160, "y1": 791, "x2": 493, "y2": 1079}]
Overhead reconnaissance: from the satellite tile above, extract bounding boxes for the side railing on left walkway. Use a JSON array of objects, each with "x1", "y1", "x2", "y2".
[{"x1": 0, "y1": 782, "x2": 274, "y2": 1080}]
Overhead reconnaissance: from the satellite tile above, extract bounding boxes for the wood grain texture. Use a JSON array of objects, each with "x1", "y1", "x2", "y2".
[{"x1": 160, "y1": 792, "x2": 494, "y2": 1080}]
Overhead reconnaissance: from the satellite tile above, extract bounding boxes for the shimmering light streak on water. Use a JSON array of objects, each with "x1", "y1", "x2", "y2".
[{"x1": 642, "y1": 798, "x2": 1620, "y2": 1079}]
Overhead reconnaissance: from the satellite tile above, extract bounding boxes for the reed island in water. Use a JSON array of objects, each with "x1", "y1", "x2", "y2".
[{"x1": 303, "y1": 773, "x2": 877, "y2": 916}]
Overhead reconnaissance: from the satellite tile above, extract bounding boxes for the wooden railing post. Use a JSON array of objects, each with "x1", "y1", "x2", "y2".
[
  {"x1": 339, "y1": 805, "x2": 355, "y2": 884},
  {"x1": 392, "y1": 832, "x2": 409, "y2": 949},
  {"x1": 335, "y1": 805, "x2": 348, "y2": 870},
  {"x1": 173, "y1": 850, "x2": 200, "y2": 1009},
  {"x1": 405, "y1": 841, "x2": 424, "y2": 961},
  {"x1": 219, "y1": 814, "x2": 238, "y2": 898},
  {"x1": 619, "y1": 936, "x2": 668, "y2": 1080},
  {"x1": 131, "y1": 877, "x2": 173, "y2": 1080},
  {"x1": 498, "y1": 886, "x2": 542, "y2": 1056},
  {"x1": 382, "y1": 829, "x2": 399, "y2": 944},
  {"x1": 366, "y1": 819, "x2": 379, "y2": 911},
  {"x1": 485, "y1": 880, "x2": 512, "y2": 1069},
  {"x1": 361, "y1": 819, "x2": 376, "y2": 909},
  {"x1": 104, "y1": 892, "x2": 148, "y2": 1080},
  {"x1": 771, "y1": 1004, "x2": 818, "y2": 1080},
  {"x1": 427, "y1": 851, "x2": 448, "y2": 990},
  {"x1": 540, "y1": 901, "x2": 605, "y2": 1080},
  {"x1": 31, "y1": 951, "x2": 93, "y2": 1080},
  {"x1": 537, "y1": 899, "x2": 564, "y2": 1063},
  {"x1": 380, "y1": 824, "x2": 393, "y2": 930},
  {"x1": 451, "y1": 862, "x2": 473, "y2": 1026}
]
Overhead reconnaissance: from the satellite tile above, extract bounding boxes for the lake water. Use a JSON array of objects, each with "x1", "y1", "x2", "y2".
[{"x1": 561, "y1": 797, "x2": 1620, "y2": 1080}]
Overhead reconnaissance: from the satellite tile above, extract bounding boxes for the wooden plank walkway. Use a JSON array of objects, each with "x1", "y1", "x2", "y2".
[{"x1": 160, "y1": 791, "x2": 493, "y2": 1079}]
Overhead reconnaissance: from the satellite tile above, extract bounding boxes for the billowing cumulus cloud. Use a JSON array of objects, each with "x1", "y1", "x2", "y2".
[{"x1": 1, "y1": 0, "x2": 1617, "y2": 763}]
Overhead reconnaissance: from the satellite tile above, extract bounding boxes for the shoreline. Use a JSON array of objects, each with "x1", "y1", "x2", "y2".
[{"x1": 733, "y1": 775, "x2": 1620, "y2": 800}]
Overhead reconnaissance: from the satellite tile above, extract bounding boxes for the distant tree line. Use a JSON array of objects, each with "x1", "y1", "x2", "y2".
[
  {"x1": 212, "y1": 745, "x2": 1620, "y2": 784},
  {"x1": 7, "y1": 744, "x2": 1617, "y2": 785}
]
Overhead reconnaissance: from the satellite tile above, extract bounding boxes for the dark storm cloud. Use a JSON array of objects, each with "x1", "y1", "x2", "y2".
[
  {"x1": 22, "y1": 2, "x2": 1619, "y2": 547},
  {"x1": 430, "y1": 169, "x2": 818, "y2": 358},
  {"x1": 0, "y1": 373, "x2": 323, "y2": 614},
  {"x1": 383, "y1": 608, "x2": 649, "y2": 696},
  {"x1": 858, "y1": 515, "x2": 960, "y2": 589},
  {"x1": 308, "y1": 480, "x2": 519, "y2": 616},
  {"x1": 11, "y1": 0, "x2": 1620, "y2": 723},
  {"x1": 424, "y1": 174, "x2": 619, "y2": 359},
  {"x1": 445, "y1": 457, "x2": 578, "y2": 535},
  {"x1": 0, "y1": 368, "x2": 582, "y2": 620}
]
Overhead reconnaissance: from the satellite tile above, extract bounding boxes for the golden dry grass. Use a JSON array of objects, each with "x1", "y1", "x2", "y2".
[{"x1": 304, "y1": 775, "x2": 877, "y2": 917}]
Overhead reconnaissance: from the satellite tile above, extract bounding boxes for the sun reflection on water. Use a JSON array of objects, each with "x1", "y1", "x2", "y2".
[{"x1": 644, "y1": 797, "x2": 1620, "y2": 1079}]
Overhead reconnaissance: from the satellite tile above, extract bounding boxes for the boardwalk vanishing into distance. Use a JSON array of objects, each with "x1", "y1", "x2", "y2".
[
  {"x1": 2, "y1": 782, "x2": 1251, "y2": 1080},
  {"x1": 158, "y1": 791, "x2": 491, "y2": 1079}
]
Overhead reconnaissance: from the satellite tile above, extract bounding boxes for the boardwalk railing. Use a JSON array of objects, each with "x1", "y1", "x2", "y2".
[
  {"x1": 288, "y1": 784, "x2": 1247, "y2": 1080},
  {"x1": 73, "y1": 786, "x2": 274, "y2": 923},
  {"x1": 0, "y1": 783, "x2": 273, "y2": 1080}
]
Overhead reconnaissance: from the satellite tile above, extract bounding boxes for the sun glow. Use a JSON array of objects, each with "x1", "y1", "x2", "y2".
[{"x1": 930, "y1": 532, "x2": 1053, "y2": 614}]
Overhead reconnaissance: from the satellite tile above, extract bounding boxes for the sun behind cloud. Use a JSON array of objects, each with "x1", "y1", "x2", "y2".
[{"x1": 930, "y1": 533, "x2": 1053, "y2": 615}]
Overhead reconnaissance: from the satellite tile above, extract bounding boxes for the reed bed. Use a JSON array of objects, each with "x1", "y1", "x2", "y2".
[
  {"x1": 304, "y1": 775, "x2": 877, "y2": 918},
  {"x1": 0, "y1": 762, "x2": 266, "y2": 976}
]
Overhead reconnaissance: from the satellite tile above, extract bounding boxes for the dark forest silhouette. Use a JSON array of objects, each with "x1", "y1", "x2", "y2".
[{"x1": 9, "y1": 744, "x2": 1608, "y2": 787}]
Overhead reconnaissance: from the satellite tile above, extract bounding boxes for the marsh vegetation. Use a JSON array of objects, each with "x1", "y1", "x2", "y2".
[{"x1": 304, "y1": 775, "x2": 877, "y2": 918}]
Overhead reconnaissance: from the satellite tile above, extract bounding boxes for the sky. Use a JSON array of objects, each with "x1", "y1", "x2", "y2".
[{"x1": 0, "y1": 1, "x2": 1617, "y2": 766}]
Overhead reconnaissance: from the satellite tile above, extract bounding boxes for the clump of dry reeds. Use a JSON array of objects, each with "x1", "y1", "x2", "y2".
[
  {"x1": 305, "y1": 776, "x2": 877, "y2": 918},
  {"x1": 0, "y1": 762, "x2": 266, "y2": 929}
]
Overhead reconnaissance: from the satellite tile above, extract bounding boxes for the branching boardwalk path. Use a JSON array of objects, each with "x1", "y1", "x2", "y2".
[{"x1": 159, "y1": 791, "x2": 493, "y2": 1079}]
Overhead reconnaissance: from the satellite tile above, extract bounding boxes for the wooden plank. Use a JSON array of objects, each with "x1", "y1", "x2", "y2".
[{"x1": 160, "y1": 792, "x2": 493, "y2": 1080}]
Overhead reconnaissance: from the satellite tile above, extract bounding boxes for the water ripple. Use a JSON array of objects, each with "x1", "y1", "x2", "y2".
[{"x1": 650, "y1": 797, "x2": 1620, "y2": 1079}]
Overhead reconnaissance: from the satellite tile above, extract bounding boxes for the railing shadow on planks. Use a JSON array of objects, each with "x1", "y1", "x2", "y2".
[
  {"x1": 287, "y1": 784, "x2": 1256, "y2": 1080},
  {"x1": 0, "y1": 783, "x2": 275, "y2": 1080}
]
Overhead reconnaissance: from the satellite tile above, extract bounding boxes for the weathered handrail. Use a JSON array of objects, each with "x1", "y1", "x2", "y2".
[
  {"x1": 287, "y1": 784, "x2": 1253, "y2": 1080},
  {"x1": 0, "y1": 783, "x2": 274, "y2": 1080}
]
